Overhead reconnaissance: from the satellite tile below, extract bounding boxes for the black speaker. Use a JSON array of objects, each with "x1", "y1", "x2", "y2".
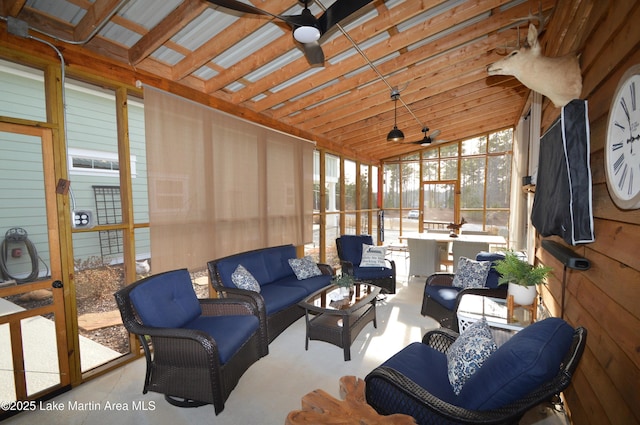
[{"x1": 541, "y1": 240, "x2": 590, "y2": 270}]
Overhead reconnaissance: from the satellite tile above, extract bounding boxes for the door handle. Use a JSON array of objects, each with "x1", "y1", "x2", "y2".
[{"x1": 52, "y1": 280, "x2": 63, "y2": 289}]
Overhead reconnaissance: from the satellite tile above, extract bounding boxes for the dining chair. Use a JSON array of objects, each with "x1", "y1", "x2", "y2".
[{"x1": 407, "y1": 238, "x2": 440, "y2": 277}]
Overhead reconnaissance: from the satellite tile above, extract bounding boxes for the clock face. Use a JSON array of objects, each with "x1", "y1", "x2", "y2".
[{"x1": 606, "y1": 65, "x2": 640, "y2": 209}]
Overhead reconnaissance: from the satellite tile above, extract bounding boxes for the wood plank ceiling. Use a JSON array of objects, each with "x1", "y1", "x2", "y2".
[{"x1": 0, "y1": 0, "x2": 565, "y2": 164}]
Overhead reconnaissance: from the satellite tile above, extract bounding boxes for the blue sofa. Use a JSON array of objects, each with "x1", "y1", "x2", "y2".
[{"x1": 207, "y1": 244, "x2": 333, "y2": 343}]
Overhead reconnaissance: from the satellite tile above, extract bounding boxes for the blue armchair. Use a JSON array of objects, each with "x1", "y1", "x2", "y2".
[
  {"x1": 421, "y1": 252, "x2": 506, "y2": 331},
  {"x1": 365, "y1": 318, "x2": 587, "y2": 425},
  {"x1": 114, "y1": 269, "x2": 268, "y2": 414},
  {"x1": 336, "y1": 235, "x2": 396, "y2": 294}
]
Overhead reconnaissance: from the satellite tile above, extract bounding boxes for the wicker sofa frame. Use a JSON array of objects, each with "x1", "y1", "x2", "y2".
[
  {"x1": 365, "y1": 326, "x2": 587, "y2": 425},
  {"x1": 114, "y1": 272, "x2": 268, "y2": 415}
]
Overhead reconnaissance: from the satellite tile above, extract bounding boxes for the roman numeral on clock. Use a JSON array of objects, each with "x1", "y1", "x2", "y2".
[
  {"x1": 617, "y1": 163, "x2": 628, "y2": 191},
  {"x1": 632, "y1": 81, "x2": 637, "y2": 111},
  {"x1": 621, "y1": 97, "x2": 630, "y2": 121},
  {"x1": 613, "y1": 153, "x2": 625, "y2": 174},
  {"x1": 612, "y1": 142, "x2": 624, "y2": 151}
]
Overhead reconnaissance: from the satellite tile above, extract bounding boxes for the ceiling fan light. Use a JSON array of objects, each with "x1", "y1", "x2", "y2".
[
  {"x1": 294, "y1": 26, "x2": 320, "y2": 43},
  {"x1": 387, "y1": 126, "x2": 405, "y2": 142}
]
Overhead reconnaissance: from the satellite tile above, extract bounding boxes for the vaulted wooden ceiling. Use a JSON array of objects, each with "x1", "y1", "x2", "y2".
[{"x1": 0, "y1": 0, "x2": 589, "y2": 164}]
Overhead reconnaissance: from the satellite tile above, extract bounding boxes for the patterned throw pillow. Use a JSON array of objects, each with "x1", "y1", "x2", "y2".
[
  {"x1": 447, "y1": 317, "x2": 497, "y2": 395},
  {"x1": 452, "y1": 257, "x2": 492, "y2": 288},
  {"x1": 231, "y1": 264, "x2": 260, "y2": 292},
  {"x1": 288, "y1": 256, "x2": 322, "y2": 280},
  {"x1": 360, "y1": 244, "x2": 387, "y2": 267}
]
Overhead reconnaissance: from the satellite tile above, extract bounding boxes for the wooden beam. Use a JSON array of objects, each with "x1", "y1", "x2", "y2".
[
  {"x1": 129, "y1": 0, "x2": 208, "y2": 65},
  {"x1": 74, "y1": 0, "x2": 122, "y2": 42},
  {"x1": 2, "y1": 0, "x2": 26, "y2": 17}
]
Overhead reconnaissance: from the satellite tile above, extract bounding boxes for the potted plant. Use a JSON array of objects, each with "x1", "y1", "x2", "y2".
[
  {"x1": 494, "y1": 250, "x2": 553, "y2": 305},
  {"x1": 333, "y1": 273, "x2": 355, "y2": 297}
]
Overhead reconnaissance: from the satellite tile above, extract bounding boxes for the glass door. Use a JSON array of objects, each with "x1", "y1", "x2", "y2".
[
  {"x1": 423, "y1": 181, "x2": 458, "y2": 271},
  {"x1": 422, "y1": 181, "x2": 458, "y2": 230},
  {"x1": 0, "y1": 123, "x2": 69, "y2": 416}
]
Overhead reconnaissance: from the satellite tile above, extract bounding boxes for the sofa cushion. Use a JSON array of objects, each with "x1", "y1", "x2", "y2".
[
  {"x1": 452, "y1": 257, "x2": 492, "y2": 289},
  {"x1": 259, "y1": 283, "x2": 308, "y2": 315},
  {"x1": 457, "y1": 317, "x2": 575, "y2": 410},
  {"x1": 130, "y1": 269, "x2": 201, "y2": 328},
  {"x1": 380, "y1": 342, "x2": 457, "y2": 405},
  {"x1": 184, "y1": 314, "x2": 259, "y2": 364},
  {"x1": 277, "y1": 274, "x2": 332, "y2": 295},
  {"x1": 424, "y1": 285, "x2": 463, "y2": 311},
  {"x1": 215, "y1": 245, "x2": 297, "y2": 288},
  {"x1": 231, "y1": 264, "x2": 260, "y2": 292},
  {"x1": 360, "y1": 244, "x2": 386, "y2": 267},
  {"x1": 262, "y1": 245, "x2": 297, "y2": 283},
  {"x1": 288, "y1": 256, "x2": 323, "y2": 280},
  {"x1": 447, "y1": 317, "x2": 497, "y2": 394},
  {"x1": 475, "y1": 251, "x2": 505, "y2": 289},
  {"x1": 339, "y1": 235, "x2": 374, "y2": 266},
  {"x1": 353, "y1": 266, "x2": 394, "y2": 281}
]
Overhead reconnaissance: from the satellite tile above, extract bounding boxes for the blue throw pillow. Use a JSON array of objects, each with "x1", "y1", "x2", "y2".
[
  {"x1": 231, "y1": 264, "x2": 261, "y2": 292},
  {"x1": 446, "y1": 317, "x2": 497, "y2": 394},
  {"x1": 457, "y1": 317, "x2": 575, "y2": 410},
  {"x1": 452, "y1": 257, "x2": 492, "y2": 289},
  {"x1": 288, "y1": 256, "x2": 322, "y2": 280}
]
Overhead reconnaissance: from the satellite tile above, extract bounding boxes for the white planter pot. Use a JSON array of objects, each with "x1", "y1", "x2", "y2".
[
  {"x1": 339, "y1": 286, "x2": 350, "y2": 297},
  {"x1": 507, "y1": 282, "x2": 537, "y2": 306}
]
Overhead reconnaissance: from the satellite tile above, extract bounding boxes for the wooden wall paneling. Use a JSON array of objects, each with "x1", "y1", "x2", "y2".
[
  {"x1": 590, "y1": 218, "x2": 640, "y2": 271},
  {"x1": 563, "y1": 273, "x2": 639, "y2": 425}
]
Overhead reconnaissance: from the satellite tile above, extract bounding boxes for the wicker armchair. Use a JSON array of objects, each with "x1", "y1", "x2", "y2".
[
  {"x1": 336, "y1": 235, "x2": 396, "y2": 294},
  {"x1": 421, "y1": 252, "x2": 506, "y2": 332},
  {"x1": 114, "y1": 269, "x2": 268, "y2": 415},
  {"x1": 365, "y1": 319, "x2": 587, "y2": 425}
]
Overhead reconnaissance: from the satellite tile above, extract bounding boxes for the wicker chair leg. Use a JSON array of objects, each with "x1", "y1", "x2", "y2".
[{"x1": 164, "y1": 395, "x2": 207, "y2": 408}]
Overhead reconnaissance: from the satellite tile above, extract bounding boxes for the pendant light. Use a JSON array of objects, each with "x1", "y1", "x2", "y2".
[{"x1": 387, "y1": 89, "x2": 404, "y2": 142}]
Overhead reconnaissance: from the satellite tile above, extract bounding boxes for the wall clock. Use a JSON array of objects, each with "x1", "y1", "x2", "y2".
[{"x1": 605, "y1": 64, "x2": 640, "y2": 209}]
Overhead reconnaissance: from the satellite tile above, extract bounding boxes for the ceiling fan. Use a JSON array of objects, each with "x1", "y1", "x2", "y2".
[
  {"x1": 204, "y1": 0, "x2": 374, "y2": 65},
  {"x1": 409, "y1": 127, "x2": 445, "y2": 146}
]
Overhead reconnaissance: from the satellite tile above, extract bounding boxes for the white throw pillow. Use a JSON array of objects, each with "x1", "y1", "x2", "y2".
[
  {"x1": 360, "y1": 244, "x2": 387, "y2": 267},
  {"x1": 288, "y1": 256, "x2": 323, "y2": 280},
  {"x1": 452, "y1": 257, "x2": 492, "y2": 288},
  {"x1": 231, "y1": 264, "x2": 260, "y2": 292},
  {"x1": 447, "y1": 317, "x2": 497, "y2": 395}
]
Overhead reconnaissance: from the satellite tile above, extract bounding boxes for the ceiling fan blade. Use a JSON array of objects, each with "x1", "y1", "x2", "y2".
[
  {"x1": 205, "y1": 0, "x2": 300, "y2": 26},
  {"x1": 318, "y1": 0, "x2": 375, "y2": 34},
  {"x1": 301, "y1": 41, "x2": 325, "y2": 66},
  {"x1": 430, "y1": 129, "x2": 441, "y2": 139}
]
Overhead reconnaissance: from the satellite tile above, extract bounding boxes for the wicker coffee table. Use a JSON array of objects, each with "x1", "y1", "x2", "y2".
[{"x1": 299, "y1": 283, "x2": 380, "y2": 361}]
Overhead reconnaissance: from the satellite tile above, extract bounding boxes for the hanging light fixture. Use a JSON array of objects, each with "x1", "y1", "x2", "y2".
[{"x1": 387, "y1": 89, "x2": 404, "y2": 142}]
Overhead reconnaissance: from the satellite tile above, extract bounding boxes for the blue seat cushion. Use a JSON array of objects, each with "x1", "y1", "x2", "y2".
[
  {"x1": 457, "y1": 317, "x2": 574, "y2": 410},
  {"x1": 276, "y1": 274, "x2": 332, "y2": 295},
  {"x1": 380, "y1": 342, "x2": 458, "y2": 405},
  {"x1": 259, "y1": 283, "x2": 308, "y2": 315},
  {"x1": 184, "y1": 315, "x2": 259, "y2": 364},
  {"x1": 129, "y1": 269, "x2": 202, "y2": 328},
  {"x1": 475, "y1": 252, "x2": 505, "y2": 289},
  {"x1": 353, "y1": 266, "x2": 393, "y2": 281},
  {"x1": 424, "y1": 285, "x2": 463, "y2": 311}
]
